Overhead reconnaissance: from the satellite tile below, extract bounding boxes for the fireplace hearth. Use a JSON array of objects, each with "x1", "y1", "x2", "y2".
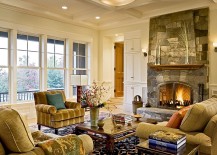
[{"x1": 157, "y1": 82, "x2": 192, "y2": 109}]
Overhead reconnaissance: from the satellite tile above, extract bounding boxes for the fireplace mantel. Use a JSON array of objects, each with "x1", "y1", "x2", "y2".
[{"x1": 148, "y1": 64, "x2": 204, "y2": 71}]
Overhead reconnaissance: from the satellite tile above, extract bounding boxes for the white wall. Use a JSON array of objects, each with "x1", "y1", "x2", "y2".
[
  {"x1": 209, "y1": 5, "x2": 217, "y2": 96},
  {"x1": 99, "y1": 22, "x2": 150, "y2": 94}
]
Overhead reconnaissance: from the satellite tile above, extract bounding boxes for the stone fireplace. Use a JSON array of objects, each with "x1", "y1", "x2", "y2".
[
  {"x1": 157, "y1": 81, "x2": 193, "y2": 109},
  {"x1": 147, "y1": 8, "x2": 209, "y2": 108}
]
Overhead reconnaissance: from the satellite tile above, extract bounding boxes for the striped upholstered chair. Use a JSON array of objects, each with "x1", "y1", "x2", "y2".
[{"x1": 34, "y1": 90, "x2": 85, "y2": 134}]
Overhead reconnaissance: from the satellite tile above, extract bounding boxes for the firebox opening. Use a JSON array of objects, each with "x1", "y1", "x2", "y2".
[{"x1": 158, "y1": 82, "x2": 193, "y2": 109}]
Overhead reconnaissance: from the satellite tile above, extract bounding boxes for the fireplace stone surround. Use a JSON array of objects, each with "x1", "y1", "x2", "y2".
[
  {"x1": 147, "y1": 66, "x2": 208, "y2": 108},
  {"x1": 146, "y1": 8, "x2": 209, "y2": 108}
]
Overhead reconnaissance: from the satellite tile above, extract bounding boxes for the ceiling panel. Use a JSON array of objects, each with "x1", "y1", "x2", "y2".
[{"x1": 0, "y1": 0, "x2": 214, "y2": 29}]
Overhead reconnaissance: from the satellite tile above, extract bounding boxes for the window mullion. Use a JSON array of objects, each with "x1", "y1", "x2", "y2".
[{"x1": 10, "y1": 29, "x2": 18, "y2": 104}]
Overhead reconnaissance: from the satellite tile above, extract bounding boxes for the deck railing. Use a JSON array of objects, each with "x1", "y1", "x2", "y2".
[{"x1": 0, "y1": 88, "x2": 64, "y2": 102}]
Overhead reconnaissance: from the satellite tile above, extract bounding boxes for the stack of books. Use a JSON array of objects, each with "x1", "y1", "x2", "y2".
[
  {"x1": 148, "y1": 130, "x2": 186, "y2": 154},
  {"x1": 113, "y1": 114, "x2": 132, "y2": 123}
]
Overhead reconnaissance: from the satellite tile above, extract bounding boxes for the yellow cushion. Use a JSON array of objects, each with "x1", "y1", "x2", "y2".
[
  {"x1": 0, "y1": 108, "x2": 34, "y2": 153},
  {"x1": 180, "y1": 98, "x2": 217, "y2": 132}
]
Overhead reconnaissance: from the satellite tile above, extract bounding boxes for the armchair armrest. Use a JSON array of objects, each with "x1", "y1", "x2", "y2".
[
  {"x1": 65, "y1": 101, "x2": 82, "y2": 109},
  {"x1": 37, "y1": 134, "x2": 85, "y2": 155},
  {"x1": 35, "y1": 104, "x2": 57, "y2": 114}
]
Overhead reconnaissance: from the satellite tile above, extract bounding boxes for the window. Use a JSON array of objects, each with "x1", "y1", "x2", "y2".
[
  {"x1": 72, "y1": 42, "x2": 88, "y2": 96},
  {"x1": 0, "y1": 31, "x2": 9, "y2": 103},
  {"x1": 47, "y1": 39, "x2": 65, "y2": 90},
  {"x1": 17, "y1": 34, "x2": 40, "y2": 101}
]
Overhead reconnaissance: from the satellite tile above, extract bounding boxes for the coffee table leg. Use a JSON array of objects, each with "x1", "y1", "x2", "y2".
[
  {"x1": 106, "y1": 136, "x2": 115, "y2": 154},
  {"x1": 137, "y1": 149, "x2": 142, "y2": 155}
]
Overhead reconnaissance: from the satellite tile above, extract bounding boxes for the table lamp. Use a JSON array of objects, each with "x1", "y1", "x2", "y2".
[{"x1": 71, "y1": 75, "x2": 88, "y2": 103}]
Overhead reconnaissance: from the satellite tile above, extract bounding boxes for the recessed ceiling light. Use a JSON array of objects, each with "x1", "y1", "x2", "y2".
[
  {"x1": 95, "y1": 16, "x2": 100, "y2": 19},
  {"x1": 62, "y1": 6, "x2": 68, "y2": 10}
]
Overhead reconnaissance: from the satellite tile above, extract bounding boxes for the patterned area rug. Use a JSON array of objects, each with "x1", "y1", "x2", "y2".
[{"x1": 39, "y1": 112, "x2": 140, "y2": 155}]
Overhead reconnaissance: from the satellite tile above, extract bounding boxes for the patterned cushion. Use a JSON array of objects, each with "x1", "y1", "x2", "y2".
[
  {"x1": 180, "y1": 98, "x2": 217, "y2": 132},
  {"x1": 166, "y1": 106, "x2": 191, "y2": 128},
  {"x1": 0, "y1": 108, "x2": 34, "y2": 153},
  {"x1": 46, "y1": 93, "x2": 66, "y2": 110},
  {"x1": 31, "y1": 131, "x2": 53, "y2": 145},
  {"x1": 37, "y1": 134, "x2": 85, "y2": 155}
]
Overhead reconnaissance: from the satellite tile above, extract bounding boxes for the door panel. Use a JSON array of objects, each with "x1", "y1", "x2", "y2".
[{"x1": 115, "y1": 43, "x2": 124, "y2": 97}]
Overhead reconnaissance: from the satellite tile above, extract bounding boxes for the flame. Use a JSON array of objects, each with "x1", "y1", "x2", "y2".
[{"x1": 176, "y1": 88, "x2": 184, "y2": 105}]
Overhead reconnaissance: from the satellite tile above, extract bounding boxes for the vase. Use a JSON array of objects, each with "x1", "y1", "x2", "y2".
[{"x1": 90, "y1": 107, "x2": 99, "y2": 127}]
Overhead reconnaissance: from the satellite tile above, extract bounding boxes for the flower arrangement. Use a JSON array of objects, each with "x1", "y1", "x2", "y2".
[{"x1": 81, "y1": 81, "x2": 111, "y2": 108}]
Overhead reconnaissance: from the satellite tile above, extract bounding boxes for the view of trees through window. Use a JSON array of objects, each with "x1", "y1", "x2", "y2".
[
  {"x1": 47, "y1": 39, "x2": 65, "y2": 90},
  {"x1": 17, "y1": 34, "x2": 40, "y2": 101},
  {"x1": 0, "y1": 32, "x2": 89, "y2": 103},
  {"x1": 0, "y1": 31, "x2": 9, "y2": 102}
]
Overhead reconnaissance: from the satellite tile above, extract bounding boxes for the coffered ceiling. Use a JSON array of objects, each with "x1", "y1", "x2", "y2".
[{"x1": 0, "y1": 0, "x2": 215, "y2": 30}]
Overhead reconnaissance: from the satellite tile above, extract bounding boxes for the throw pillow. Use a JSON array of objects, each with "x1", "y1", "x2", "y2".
[
  {"x1": 46, "y1": 93, "x2": 66, "y2": 110},
  {"x1": 180, "y1": 97, "x2": 217, "y2": 132},
  {"x1": 37, "y1": 134, "x2": 85, "y2": 155},
  {"x1": 0, "y1": 108, "x2": 35, "y2": 153},
  {"x1": 166, "y1": 112, "x2": 183, "y2": 128},
  {"x1": 166, "y1": 106, "x2": 191, "y2": 128}
]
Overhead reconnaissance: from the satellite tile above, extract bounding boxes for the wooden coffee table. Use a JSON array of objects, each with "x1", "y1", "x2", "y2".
[
  {"x1": 136, "y1": 140, "x2": 199, "y2": 155},
  {"x1": 75, "y1": 116, "x2": 139, "y2": 154}
]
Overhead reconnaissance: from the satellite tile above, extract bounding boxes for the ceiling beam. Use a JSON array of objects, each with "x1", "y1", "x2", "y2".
[{"x1": 124, "y1": 9, "x2": 143, "y2": 18}]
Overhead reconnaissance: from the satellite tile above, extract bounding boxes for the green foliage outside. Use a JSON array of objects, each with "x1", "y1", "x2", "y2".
[
  {"x1": 0, "y1": 68, "x2": 8, "y2": 93},
  {"x1": 0, "y1": 53, "x2": 64, "y2": 94}
]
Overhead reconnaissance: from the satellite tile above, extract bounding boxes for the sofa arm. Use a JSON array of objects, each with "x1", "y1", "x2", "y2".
[
  {"x1": 204, "y1": 115, "x2": 217, "y2": 154},
  {"x1": 136, "y1": 122, "x2": 210, "y2": 146},
  {"x1": 65, "y1": 101, "x2": 82, "y2": 109},
  {"x1": 37, "y1": 134, "x2": 85, "y2": 155},
  {"x1": 78, "y1": 134, "x2": 94, "y2": 154},
  {"x1": 35, "y1": 104, "x2": 57, "y2": 114}
]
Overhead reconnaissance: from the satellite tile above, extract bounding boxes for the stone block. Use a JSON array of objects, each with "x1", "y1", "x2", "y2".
[
  {"x1": 156, "y1": 75, "x2": 164, "y2": 83},
  {"x1": 157, "y1": 32, "x2": 167, "y2": 39},
  {"x1": 197, "y1": 45, "x2": 202, "y2": 51},
  {"x1": 157, "y1": 26, "x2": 166, "y2": 32},
  {"x1": 199, "y1": 51, "x2": 207, "y2": 61},
  {"x1": 195, "y1": 29, "x2": 208, "y2": 37},
  {"x1": 199, "y1": 36, "x2": 208, "y2": 44},
  {"x1": 188, "y1": 40, "x2": 196, "y2": 48},
  {"x1": 197, "y1": 8, "x2": 209, "y2": 16},
  {"x1": 202, "y1": 44, "x2": 208, "y2": 51}
]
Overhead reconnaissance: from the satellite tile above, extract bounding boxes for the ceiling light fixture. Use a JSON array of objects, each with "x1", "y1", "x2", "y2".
[
  {"x1": 100, "y1": 0, "x2": 135, "y2": 6},
  {"x1": 95, "y1": 16, "x2": 100, "y2": 19},
  {"x1": 62, "y1": 6, "x2": 68, "y2": 10}
]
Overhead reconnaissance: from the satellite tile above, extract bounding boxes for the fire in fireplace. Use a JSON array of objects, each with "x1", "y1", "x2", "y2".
[{"x1": 157, "y1": 82, "x2": 193, "y2": 109}]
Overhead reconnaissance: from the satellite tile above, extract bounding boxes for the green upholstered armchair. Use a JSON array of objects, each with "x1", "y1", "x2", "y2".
[{"x1": 34, "y1": 90, "x2": 85, "y2": 134}]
